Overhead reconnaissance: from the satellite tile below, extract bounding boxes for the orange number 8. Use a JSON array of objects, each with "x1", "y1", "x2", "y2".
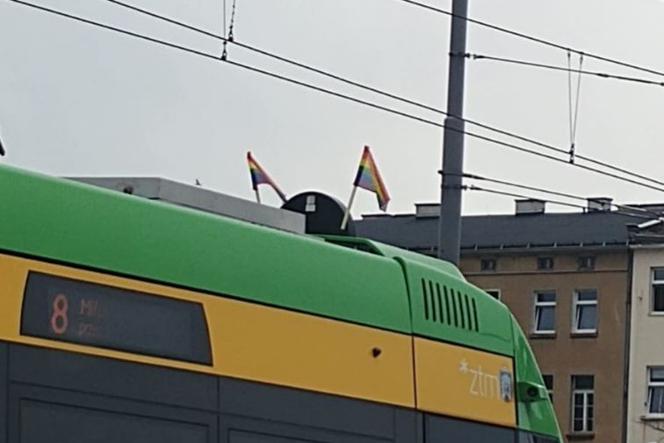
[{"x1": 51, "y1": 294, "x2": 69, "y2": 335}]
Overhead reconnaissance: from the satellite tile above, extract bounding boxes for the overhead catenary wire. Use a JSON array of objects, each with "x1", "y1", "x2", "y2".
[
  {"x1": 93, "y1": 0, "x2": 664, "y2": 189},
  {"x1": 227, "y1": 0, "x2": 237, "y2": 41},
  {"x1": 459, "y1": 184, "x2": 593, "y2": 212},
  {"x1": 567, "y1": 51, "x2": 583, "y2": 164},
  {"x1": 451, "y1": 172, "x2": 661, "y2": 220},
  {"x1": 9, "y1": 0, "x2": 664, "y2": 196},
  {"x1": 221, "y1": 0, "x2": 237, "y2": 60},
  {"x1": 221, "y1": 0, "x2": 227, "y2": 58},
  {"x1": 465, "y1": 53, "x2": 664, "y2": 88},
  {"x1": 101, "y1": 0, "x2": 664, "y2": 189},
  {"x1": 459, "y1": 184, "x2": 657, "y2": 220},
  {"x1": 395, "y1": 0, "x2": 664, "y2": 79}
]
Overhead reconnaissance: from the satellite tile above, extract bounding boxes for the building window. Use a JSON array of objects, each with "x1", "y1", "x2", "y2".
[
  {"x1": 534, "y1": 291, "x2": 556, "y2": 334},
  {"x1": 480, "y1": 258, "x2": 496, "y2": 272},
  {"x1": 578, "y1": 256, "x2": 595, "y2": 271},
  {"x1": 648, "y1": 367, "x2": 664, "y2": 415},
  {"x1": 543, "y1": 374, "x2": 554, "y2": 401},
  {"x1": 573, "y1": 290, "x2": 598, "y2": 334},
  {"x1": 537, "y1": 257, "x2": 554, "y2": 270},
  {"x1": 571, "y1": 375, "x2": 594, "y2": 433},
  {"x1": 485, "y1": 289, "x2": 501, "y2": 300},
  {"x1": 652, "y1": 269, "x2": 664, "y2": 313}
]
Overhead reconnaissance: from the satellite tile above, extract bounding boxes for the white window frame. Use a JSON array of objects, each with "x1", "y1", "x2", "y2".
[
  {"x1": 572, "y1": 289, "x2": 598, "y2": 334},
  {"x1": 485, "y1": 289, "x2": 501, "y2": 301},
  {"x1": 533, "y1": 291, "x2": 556, "y2": 334},
  {"x1": 571, "y1": 377, "x2": 594, "y2": 433},
  {"x1": 647, "y1": 367, "x2": 664, "y2": 417},
  {"x1": 651, "y1": 268, "x2": 664, "y2": 315}
]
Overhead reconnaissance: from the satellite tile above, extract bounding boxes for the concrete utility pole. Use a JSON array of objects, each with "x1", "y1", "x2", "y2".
[{"x1": 438, "y1": 0, "x2": 469, "y2": 265}]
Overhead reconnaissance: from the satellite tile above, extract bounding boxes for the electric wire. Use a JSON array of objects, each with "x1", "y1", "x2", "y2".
[
  {"x1": 98, "y1": 0, "x2": 664, "y2": 188},
  {"x1": 9, "y1": 0, "x2": 219, "y2": 59},
  {"x1": 8, "y1": 0, "x2": 664, "y2": 196},
  {"x1": 567, "y1": 52, "x2": 574, "y2": 151},
  {"x1": 453, "y1": 172, "x2": 661, "y2": 220},
  {"x1": 461, "y1": 185, "x2": 656, "y2": 220},
  {"x1": 395, "y1": 0, "x2": 664, "y2": 79},
  {"x1": 101, "y1": 0, "x2": 664, "y2": 189},
  {"x1": 221, "y1": 0, "x2": 227, "y2": 58},
  {"x1": 221, "y1": 0, "x2": 237, "y2": 59},
  {"x1": 567, "y1": 51, "x2": 583, "y2": 164},
  {"x1": 466, "y1": 53, "x2": 664, "y2": 87},
  {"x1": 227, "y1": 0, "x2": 237, "y2": 41},
  {"x1": 461, "y1": 184, "x2": 593, "y2": 211}
]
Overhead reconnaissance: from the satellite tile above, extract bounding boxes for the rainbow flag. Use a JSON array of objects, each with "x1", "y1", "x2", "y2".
[
  {"x1": 353, "y1": 146, "x2": 390, "y2": 211},
  {"x1": 247, "y1": 152, "x2": 287, "y2": 202}
]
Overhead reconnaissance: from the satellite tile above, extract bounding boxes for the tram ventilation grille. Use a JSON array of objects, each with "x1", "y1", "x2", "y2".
[{"x1": 420, "y1": 279, "x2": 480, "y2": 332}]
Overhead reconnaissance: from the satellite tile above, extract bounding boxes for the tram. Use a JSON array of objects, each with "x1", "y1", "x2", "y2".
[{"x1": 0, "y1": 165, "x2": 561, "y2": 442}]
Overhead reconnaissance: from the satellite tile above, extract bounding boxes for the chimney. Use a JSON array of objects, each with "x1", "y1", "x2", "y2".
[
  {"x1": 515, "y1": 199, "x2": 545, "y2": 215},
  {"x1": 587, "y1": 197, "x2": 613, "y2": 212},
  {"x1": 415, "y1": 203, "x2": 441, "y2": 219}
]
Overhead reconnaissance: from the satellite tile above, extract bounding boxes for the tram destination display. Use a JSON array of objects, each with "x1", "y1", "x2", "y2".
[{"x1": 21, "y1": 272, "x2": 212, "y2": 364}]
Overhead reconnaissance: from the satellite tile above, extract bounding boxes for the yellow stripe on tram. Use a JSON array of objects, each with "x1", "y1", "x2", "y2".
[
  {"x1": 0, "y1": 253, "x2": 415, "y2": 408},
  {"x1": 414, "y1": 337, "x2": 517, "y2": 427}
]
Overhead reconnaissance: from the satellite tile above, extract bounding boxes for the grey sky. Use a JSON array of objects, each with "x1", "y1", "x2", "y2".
[{"x1": 2, "y1": 0, "x2": 664, "y2": 218}]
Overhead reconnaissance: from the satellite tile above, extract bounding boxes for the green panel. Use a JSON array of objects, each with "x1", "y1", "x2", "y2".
[
  {"x1": 359, "y1": 240, "x2": 465, "y2": 280},
  {"x1": 0, "y1": 166, "x2": 561, "y2": 440},
  {"x1": 511, "y1": 316, "x2": 561, "y2": 439},
  {"x1": 389, "y1": 255, "x2": 514, "y2": 356},
  {"x1": 0, "y1": 165, "x2": 410, "y2": 333}
]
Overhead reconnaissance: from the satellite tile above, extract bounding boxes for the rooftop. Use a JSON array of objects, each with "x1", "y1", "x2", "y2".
[{"x1": 356, "y1": 207, "x2": 652, "y2": 253}]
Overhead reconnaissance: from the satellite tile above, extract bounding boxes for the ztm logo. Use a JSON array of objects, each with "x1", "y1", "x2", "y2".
[{"x1": 459, "y1": 359, "x2": 513, "y2": 403}]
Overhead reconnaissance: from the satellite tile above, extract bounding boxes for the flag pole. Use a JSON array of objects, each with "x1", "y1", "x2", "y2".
[
  {"x1": 254, "y1": 188, "x2": 261, "y2": 204},
  {"x1": 340, "y1": 185, "x2": 358, "y2": 231}
]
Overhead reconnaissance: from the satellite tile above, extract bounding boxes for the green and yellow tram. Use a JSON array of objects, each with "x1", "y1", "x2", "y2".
[{"x1": 0, "y1": 165, "x2": 561, "y2": 442}]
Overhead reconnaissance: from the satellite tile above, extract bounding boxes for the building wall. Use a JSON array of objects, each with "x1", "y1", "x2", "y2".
[
  {"x1": 627, "y1": 248, "x2": 664, "y2": 443},
  {"x1": 460, "y1": 251, "x2": 629, "y2": 443}
]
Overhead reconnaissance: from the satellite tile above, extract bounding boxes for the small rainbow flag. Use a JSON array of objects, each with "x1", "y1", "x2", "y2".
[
  {"x1": 353, "y1": 146, "x2": 390, "y2": 211},
  {"x1": 247, "y1": 151, "x2": 287, "y2": 202}
]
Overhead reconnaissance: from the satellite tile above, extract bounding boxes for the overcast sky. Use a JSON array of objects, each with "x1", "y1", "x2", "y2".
[{"x1": 2, "y1": 0, "x2": 664, "y2": 218}]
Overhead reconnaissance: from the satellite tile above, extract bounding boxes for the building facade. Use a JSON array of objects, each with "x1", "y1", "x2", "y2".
[
  {"x1": 627, "y1": 244, "x2": 664, "y2": 443},
  {"x1": 461, "y1": 250, "x2": 629, "y2": 442},
  {"x1": 357, "y1": 201, "x2": 636, "y2": 442}
]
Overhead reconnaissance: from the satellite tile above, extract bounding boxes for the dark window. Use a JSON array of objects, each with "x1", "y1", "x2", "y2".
[
  {"x1": 573, "y1": 290, "x2": 598, "y2": 333},
  {"x1": 534, "y1": 292, "x2": 556, "y2": 334},
  {"x1": 20, "y1": 401, "x2": 209, "y2": 443},
  {"x1": 543, "y1": 374, "x2": 554, "y2": 401},
  {"x1": 426, "y1": 414, "x2": 514, "y2": 443},
  {"x1": 571, "y1": 375, "x2": 594, "y2": 433},
  {"x1": 485, "y1": 290, "x2": 501, "y2": 300},
  {"x1": 577, "y1": 256, "x2": 595, "y2": 271},
  {"x1": 537, "y1": 257, "x2": 554, "y2": 270},
  {"x1": 481, "y1": 259, "x2": 497, "y2": 272},
  {"x1": 652, "y1": 269, "x2": 664, "y2": 313},
  {"x1": 648, "y1": 367, "x2": 664, "y2": 415}
]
